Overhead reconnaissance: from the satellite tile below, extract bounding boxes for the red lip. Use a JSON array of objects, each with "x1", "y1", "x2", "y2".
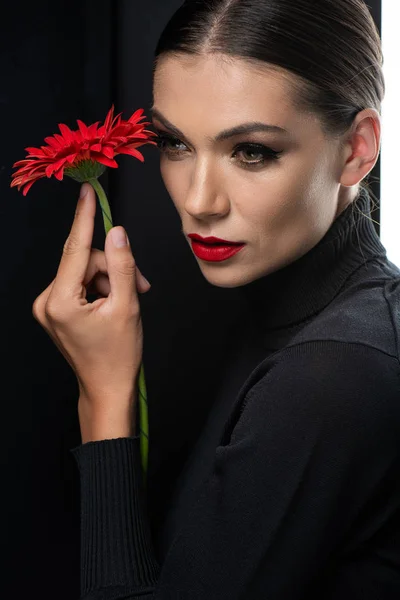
[
  {"x1": 188, "y1": 233, "x2": 243, "y2": 245},
  {"x1": 190, "y1": 239, "x2": 245, "y2": 262}
]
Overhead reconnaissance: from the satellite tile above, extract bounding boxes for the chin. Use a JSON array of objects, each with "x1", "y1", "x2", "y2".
[{"x1": 200, "y1": 267, "x2": 254, "y2": 289}]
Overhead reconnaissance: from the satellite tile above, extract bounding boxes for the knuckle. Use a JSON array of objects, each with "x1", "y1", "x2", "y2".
[
  {"x1": 91, "y1": 247, "x2": 104, "y2": 259},
  {"x1": 45, "y1": 300, "x2": 65, "y2": 322},
  {"x1": 32, "y1": 296, "x2": 44, "y2": 322},
  {"x1": 117, "y1": 300, "x2": 140, "y2": 321},
  {"x1": 63, "y1": 233, "x2": 80, "y2": 255},
  {"x1": 115, "y1": 258, "x2": 136, "y2": 276},
  {"x1": 127, "y1": 302, "x2": 141, "y2": 321},
  {"x1": 130, "y1": 300, "x2": 141, "y2": 316},
  {"x1": 92, "y1": 247, "x2": 107, "y2": 269}
]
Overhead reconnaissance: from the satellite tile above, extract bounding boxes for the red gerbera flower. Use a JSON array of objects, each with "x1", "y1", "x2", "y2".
[{"x1": 10, "y1": 104, "x2": 158, "y2": 196}]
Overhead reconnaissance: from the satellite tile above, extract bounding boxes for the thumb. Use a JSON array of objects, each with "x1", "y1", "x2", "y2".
[{"x1": 105, "y1": 226, "x2": 149, "y2": 309}]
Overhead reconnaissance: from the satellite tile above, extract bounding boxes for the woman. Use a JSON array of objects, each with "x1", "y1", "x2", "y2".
[{"x1": 32, "y1": 0, "x2": 400, "y2": 598}]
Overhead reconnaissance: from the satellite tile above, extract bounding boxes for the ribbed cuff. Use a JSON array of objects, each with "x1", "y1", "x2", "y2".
[{"x1": 70, "y1": 436, "x2": 159, "y2": 597}]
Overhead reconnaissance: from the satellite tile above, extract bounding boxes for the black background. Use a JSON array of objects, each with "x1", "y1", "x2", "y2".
[{"x1": 1, "y1": 1, "x2": 381, "y2": 596}]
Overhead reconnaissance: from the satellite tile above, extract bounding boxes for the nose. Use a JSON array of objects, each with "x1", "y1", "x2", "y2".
[{"x1": 183, "y1": 167, "x2": 230, "y2": 219}]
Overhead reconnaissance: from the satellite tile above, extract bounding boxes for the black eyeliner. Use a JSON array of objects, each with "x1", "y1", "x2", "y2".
[{"x1": 154, "y1": 130, "x2": 283, "y2": 166}]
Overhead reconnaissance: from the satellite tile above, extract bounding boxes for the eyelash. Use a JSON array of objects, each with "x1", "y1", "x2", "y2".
[{"x1": 154, "y1": 133, "x2": 283, "y2": 169}]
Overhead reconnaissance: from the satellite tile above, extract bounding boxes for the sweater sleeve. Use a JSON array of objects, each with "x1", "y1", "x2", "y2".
[{"x1": 70, "y1": 341, "x2": 400, "y2": 600}]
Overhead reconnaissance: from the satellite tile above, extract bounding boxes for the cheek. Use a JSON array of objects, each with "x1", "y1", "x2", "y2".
[
  {"x1": 243, "y1": 154, "x2": 323, "y2": 232},
  {"x1": 160, "y1": 160, "x2": 176, "y2": 193},
  {"x1": 235, "y1": 178, "x2": 315, "y2": 254},
  {"x1": 160, "y1": 162, "x2": 186, "y2": 211},
  {"x1": 233, "y1": 178, "x2": 297, "y2": 233}
]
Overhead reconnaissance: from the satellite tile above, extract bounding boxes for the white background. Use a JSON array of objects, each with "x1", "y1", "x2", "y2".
[{"x1": 380, "y1": 1, "x2": 400, "y2": 267}]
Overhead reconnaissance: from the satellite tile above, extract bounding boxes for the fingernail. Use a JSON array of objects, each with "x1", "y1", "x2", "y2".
[
  {"x1": 79, "y1": 183, "x2": 90, "y2": 199},
  {"x1": 142, "y1": 275, "x2": 151, "y2": 287},
  {"x1": 111, "y1": 227, "x2": 128, "y2": 247}
]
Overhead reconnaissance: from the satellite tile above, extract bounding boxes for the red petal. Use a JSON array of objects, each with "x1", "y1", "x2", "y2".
[
  {"x1": 128, "y1": 108, "x2": 144, "y2": 124},
  {"x1": 11, "y1": 170, "x2": 42, "y2": 192},
  {"x1": 22, "y1": 179, "x2": 38, "y2": 195},
  {"x1": 76, "y1": 119, "x2": 89, "y2": 138},
  {"x1": 117, "y1": 147, "x2": 144, "y2": 162},
  {"x1": 111, "y1": 136, "x2": 128, "y2": 143},
  {"x1": 127, "y1": 132, "x2": 148, "y2": 140},
  {"x1": 45, "y1": 158, "x2": 66, "y2": 177},
  {"x1": 52, "y1": 157, "x2": 68, "y2": 171},
  {"x1": 88, "y1": 121, "x2": 100, "y2": 137},
  {"x1": 11, "y1": 169, "x2": 26, "y2": 180},
  {"x1": 108, "y1": 124, "x2": 130, "y2": 138},
  {"x1": 111, "y1": 112, "x2": 123, "y2": 128},
  {"x1": 45, "y1": 163, "x2": 55, "y2": 177},
  {"x1": 53, "y1": 134, "x2": 66, "y2": 147},
  {"x1": 26, "y1": 163, "x2": 47, "y2": 176},
  {"x1": 103, "y1": 105, "x2": 115, "y2": 130},
  {"x1": 54, "y1": 168, "x2": 64, "y2": 181},
  {"x1": 40, "y1": 145, "x2": 55, "y2": 156},
  {"x1": 91, "y1": 154, "x2": 118, "y2": 168},
  {"x1": 44, "y1": 136, "x2": 62, "y2": 149},
  {"x1": 90, "y1": 143, "x2": 102, "y2": 152},
  {"x1": 12, "y1": 159, "x2": 35, "y2": 167},
  {"x1": 101, "y1": 145, "x2": 115, "y2": 159},
  {"x1": 74, "y1": 130, "x2": 83, "y2": 144},
  {"x1": 25, "y1": 147, "x2": 47, "y2": 157},
  {"x1": 58, "y1": 123, "x2": 75, "y2": 143}
]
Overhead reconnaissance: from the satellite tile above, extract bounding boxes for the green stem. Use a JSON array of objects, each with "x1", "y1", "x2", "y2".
[
  {"x1": 138, "y1": 363, "x2": 149, "y2": 477},
  {"x1": 89, "y1": 176, "x2": 149, "y2": 483},
  {"x1": 88, "y1": 178, "x2": 114, "y2": 235}
]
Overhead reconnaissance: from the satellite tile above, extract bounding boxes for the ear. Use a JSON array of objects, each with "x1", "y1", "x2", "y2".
[{"x1": 339, "y1": 108, "x2": 381, "y2": 187}]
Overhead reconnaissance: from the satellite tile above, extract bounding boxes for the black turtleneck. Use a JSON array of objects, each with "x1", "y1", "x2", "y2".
[{"x1": 70, "y1": 187, "x2": 400, "y2": 599}]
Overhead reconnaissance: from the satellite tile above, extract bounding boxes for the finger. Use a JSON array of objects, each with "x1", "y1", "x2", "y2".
[
  {"x1": 104, "y1": 226, "x2": 138, "y2": 310},
  {"x1": 88, "y1": 273, "x2": 110, "y2": 297},
  {"x1": 82, "y1": 248, "x2": 107, "y2": 288},
  {"x1": 83, "y1": 248, "x2": 150, "y2": 296},
  {"x1": 136, "y1": 265, "x2": 152, "y2": 294},
  {"x1": 89, "y1": 271, "x2": 150, "y2": 298},
  {"x1": 53, "y1": 183, "x2": 96, "y2": 299}
]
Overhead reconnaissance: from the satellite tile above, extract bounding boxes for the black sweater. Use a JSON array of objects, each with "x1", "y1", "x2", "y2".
[{"x1": 70, "y1": 187, "x2": 400, "y2": 599}]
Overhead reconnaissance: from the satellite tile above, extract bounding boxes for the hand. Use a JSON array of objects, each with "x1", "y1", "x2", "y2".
[{"x1": 32, "y1": 183, "x2": 151, "y2": 431}]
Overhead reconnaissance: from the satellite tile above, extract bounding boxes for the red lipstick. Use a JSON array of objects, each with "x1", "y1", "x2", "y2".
[
  {"x1": 187, "y1": 233, "x2": 246, "y2": 262},
  {"x1": 188, "y1": 234, "x2": 244, "y2": 245}
]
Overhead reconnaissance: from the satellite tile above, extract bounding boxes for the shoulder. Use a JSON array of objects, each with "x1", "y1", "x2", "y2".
[
  {"x1": 290, "y1": 263, "x2": 400, "y2": 360},
  {"x1": 228, "y1": 340, "x2": 400, "y2": 452},
  {"x1": 250, "y1": 340, "x2": 399, "y2": 415}
]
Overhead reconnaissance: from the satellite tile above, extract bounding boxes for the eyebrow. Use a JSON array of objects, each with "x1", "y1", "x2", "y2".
[{"x1": 150, "y1": 107, "x2": 290, "y2": 143}]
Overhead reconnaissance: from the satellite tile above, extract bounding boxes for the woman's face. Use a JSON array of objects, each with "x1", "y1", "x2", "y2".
[{"x1": 151, "y1": 53, "x2": 358, "y2": 288}]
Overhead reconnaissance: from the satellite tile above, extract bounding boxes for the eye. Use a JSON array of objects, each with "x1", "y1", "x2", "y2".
[
  {"x1": 155, "y1": 134, "x2": 187, "y2": 155},
  {"x1": 154, "y1": 132, "x2": 283, "y2": 169},
  {"x1": 233, "y1": 143, "x2": 283, "y2": 169}
]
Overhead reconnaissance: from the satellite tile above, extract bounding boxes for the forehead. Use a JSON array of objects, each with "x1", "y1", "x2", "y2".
[{"x1": 153, "y1": 53, "x2": 300, "y2": 129}]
